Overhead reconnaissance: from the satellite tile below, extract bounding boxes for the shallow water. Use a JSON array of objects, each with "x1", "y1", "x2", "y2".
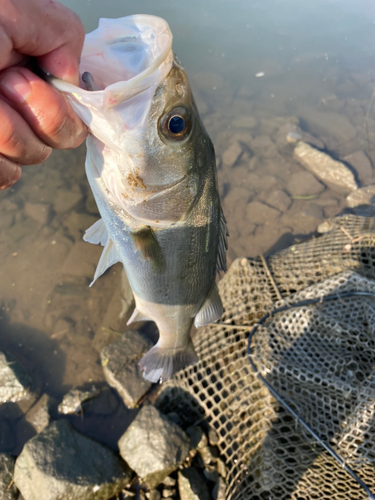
[{"x1": 1, "y1": 0, "x2": 375, "y2": 454}]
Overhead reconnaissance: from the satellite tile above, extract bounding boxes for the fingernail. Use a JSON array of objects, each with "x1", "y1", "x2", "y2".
[{"x1": 0, "y1": 71, "x2": 31, "y2": 103}]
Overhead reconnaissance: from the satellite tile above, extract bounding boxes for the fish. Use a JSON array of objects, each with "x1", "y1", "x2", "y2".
[{"x1": 51, "y1": 15, "x2": 228, "y2": 383}]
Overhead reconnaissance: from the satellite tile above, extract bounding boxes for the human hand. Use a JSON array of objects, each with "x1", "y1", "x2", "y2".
[{"x1": 0, "y1": 0, "x2": 88, "y2": 190}]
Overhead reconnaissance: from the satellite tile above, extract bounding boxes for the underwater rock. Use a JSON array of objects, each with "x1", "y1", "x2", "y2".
[
  {"x1": 101, "y1": 330, "x2": 153, "y2": 408},
  {"x1": 118, "y1": 406, "x2": 191, "y2": 488},
  {"x1": 53, "y1": 189, "x2": 82, "y2": 213},
  {"x1": 232, "y1": 116, "x2": 257, "y2": 129},
  {"x1": 25, "y1": 394, "x2": 55, "y2": 433},
  {"x1": 344, "y1": 150, "x2": 373, "y2": 187},
  {"x1": 294, "y1": 142, "x2": 358, "y2": 191},
  {"x1": 0, "y1": 453, "x2": 17, "y2": 500},
  {"x1": 14, "y1": 420, "x2": 130, "y2": 500},
  {"x1": 246, "y1": 201, "x2": 280, "y2": 224},
  {"x1": 287, "y1": 171, "x2": 324, "y2": 197},
  {"x1": 222, "y1": 142, "x2": 243, "y2": 167},
  {"x1": 264, "y1": 190, "x2": 292, "y2": 212},
  {"x1": 24, "y1": 203, "x2": 51, "y2": 225},
  {"x1": 298, "y1": 107, "x2": 357, "y2": 143},
  {"x1": 178, "y1": 468, "x2": 210, "y2": 500},
  {"x1": 58, "y1": 385, "x2": 100, "y2": 415},
  {"x1": 346, "y1": 185, "x2": 375, "y2": 208},
  {"x1": 0, "y1": 352, "x2": 31, "y2": 404}
]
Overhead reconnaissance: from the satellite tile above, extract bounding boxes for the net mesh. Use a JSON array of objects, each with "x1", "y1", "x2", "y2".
[{"x1": 156, "y1": 215, "x2": 375, "y2": 499}]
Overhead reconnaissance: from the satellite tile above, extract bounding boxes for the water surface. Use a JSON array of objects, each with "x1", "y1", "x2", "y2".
[{"x1": 1, "y1": 0, "x2": 375, "y2": 453}]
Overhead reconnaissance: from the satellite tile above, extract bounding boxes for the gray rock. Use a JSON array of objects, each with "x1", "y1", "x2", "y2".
[
  {"x1": 246, "y1": 201, "x2": 280, "y2": 224},
  {"x1": 0, "y1": 352, "x2": 31, "y2": 404},
  {"x1": 25, "y1": 394, "x2": 55, "y2": 433},
  {"x1": 344, "y1": 150, "x2": 374, "y2": 186},
  {"x1": 101, "y1": 330, "x2": 153, "y2": 409},
  {"x1": 346, "y1": 185, "x2": 375, "y2": 208},
  {"x1": 58, "y1": 385, "x2": 100, "y2": 415},
  {"x1": 287, "y1": 171, "x2": 324, "y2": 197},
  {"x1": 203, "y1": 465, "x2": 219, "y2": 483},
  {"x1": 0, "y1": 421, "x2": 15, "y2": 453},
  {"x1": 0, "y1": 454, "x2": 17, "y2": 500},
  {"x1": 162, "y1": 488, "x2": 176, "y2": 498},
  {"x1": 178, "y1": 468, "x2": 210, "y2": 500},
  {"x1": 118, "y1": 406, "x2": 191, "y2": 488},
  {"x1": 294, "y1": 142, "x2": 358, "y2": 191},
  {"x1": 14, "y1": 420, "x2": 130, "y2": 500},
  {"x1": 212, "y1": 477, "x2": 226, "y2": 500},
  {"x1": 24, "y1": 203, "x2": 51, "y2": 225},
  {"x1": 186, "y1": 426, "x2": 207, "y2": 449}
]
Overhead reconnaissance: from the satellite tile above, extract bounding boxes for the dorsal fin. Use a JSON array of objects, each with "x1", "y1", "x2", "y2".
[
  {"x1": 83, "y1": 219, "x2": 108, "y2": 246},
  {"x1": 90, "y1": 239, "x2": 120, "y2": 287},
  {"x1": 194, "y1": 283, "x2": 223, "y2": 328},
  {"x1": 216, "y1": 209, "x2": 228, "y2": 274}
]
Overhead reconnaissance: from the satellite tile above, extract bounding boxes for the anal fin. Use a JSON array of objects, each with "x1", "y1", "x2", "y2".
[
  {"x1": 130, "y1": 227, "x2": 165, "y2": 272},
  {"x1": 126, "y1": 307, "x2": 151, "y2": 326},
  {"x1": 90, "y1": 239, "x2": 120, "y2": 287},
  {"x1": 194, "y1": 283, "x2": 223, "y2": 328}
]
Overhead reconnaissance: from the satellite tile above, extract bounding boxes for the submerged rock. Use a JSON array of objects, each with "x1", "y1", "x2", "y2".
[
  {"x1": 346, "y1": 185, "x2": 375, "y2": 208},
  {"x1": 0, "y1": 352, "x2": 31, "y2": 404},
  {"x1": 287, "y1": 171, "x2": 324, "y2": 197},
  {"x1": 294, "y1": 142, "x2": 358, "y2": 191},
  {"x1": 118, "y1": 406, "x2": 191, "y2": 488},
  {"x1": 344, "y1": 150, "x2": 374, "y2": 187},
  {"x1": 178, "y1": 468, "x2": 210, "y2": 500},
  {"x1": 58, "y1": 385, "x2": 100, "y2": 415},
  {"x1": 101, "y1": 330, "x2": 153, "y2": 408},
  {"x1": 25, "y1": 394, "x2": 55, "y2": 433},
  {"x1": 0, "y1": 453, "x2": 18, "y2": 500},
  {"x1": 14, "y1": 420, "x2": 130, "y2": 500}
]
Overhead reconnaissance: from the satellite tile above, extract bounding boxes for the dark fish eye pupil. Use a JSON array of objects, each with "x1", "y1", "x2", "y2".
[{"x1": 169, "y1": 115, "x2": 185, "y2": 134}]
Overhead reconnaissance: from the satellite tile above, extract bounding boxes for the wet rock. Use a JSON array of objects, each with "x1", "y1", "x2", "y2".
[
  {"x1": 298, "y1": 107, "x2": 357, "y2": 143},
  {"x1": 208, "y1": 429, "x2": 219, "y2": 446},
  {"x1": 186, "y1": 426, "x2": 207, "y2": 449},
  {"x1": 178, "y1": 468, "x2": 210, "y2": 500},
  {"x1": 101, "y1": 330, "x2": 153, "y2": 409},
  {"x1": 53, "y1": 189, "x2": 82, "y2": 213},
  {"x1": 0, "y1": 453, "x2": 17, "y2": 500},
  {"x1": 222, "y1": 142, "x2": 243, "y2": 167},
  {"x1": 0, "y1": 420, "x2": 15, "y2": 453},
  {"x1": 216, "y1": 459, "x2": 227, "y2": 479},
  {"x1": 344, "y1": 150, "x2": 373, "y2": 186},
  {"x1": 118, "y1": 406, "x2": 191, "y2": 488},
  {"x1": 24, "y1": 203, "x2": 51, "y2": 225},
  {"x1": 294, "y1": 142, "x2": 358, "y2": 191},
  {"x1": 62, "y1": 241, "x2": 101, "y2": 278},
  {"x1": 246, "y1": 201, "x2": 280, "y2": 225},
  {"x1": 25, "y1": 394, "x2": 55, "y2": 433},
  {"x1": 14, "y1": 420, "x2": 130, "y2": 500},
  {"x1": 0, "y1": 352, "x2": 31, "y2": 404},
  {"x1": 264, "y1": 190, "x2": 292, "y2": 212},
  {"x1": 166, "y1": 412, "x2": 183, "y2": 427},
  {"x1": 287, "y1": 171, "x2": 324, "y2": 197},
  {"x1": 212, "y1": 477, "x2": 226, "y2": 500},
  {"x1": 346, "y1": 185, "x2": 375, "y2": 208},
  {"x1": 58, "y1": 385, "x2": 100, "y2": 415}
]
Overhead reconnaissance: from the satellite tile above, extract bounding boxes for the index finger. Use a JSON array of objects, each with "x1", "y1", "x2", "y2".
[{"x1": 0, "y1": 0, "x2": 85, "y2": 84}]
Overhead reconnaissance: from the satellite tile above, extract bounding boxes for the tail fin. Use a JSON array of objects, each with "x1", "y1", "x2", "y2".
[{"x1": 139, "y1": 341, "x2": 199, "y2": 383}]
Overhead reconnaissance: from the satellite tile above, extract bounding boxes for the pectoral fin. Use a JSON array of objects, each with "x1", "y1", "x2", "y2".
[
  {"x1": 130, "y1": 227, "x2": 165, "y2": 272},
  {"x1": 194, "y1": 283, "x2": 223, "y2": 328},
  {"x1": 90, "y1": 239, "x2": 120, "y2": 287},
  {"x1": 84, "y1": 219, "x2": 108, "y2": 246}
]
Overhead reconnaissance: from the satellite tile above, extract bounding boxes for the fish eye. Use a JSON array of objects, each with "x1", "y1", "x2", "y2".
[{"x1": 160, "y1": 107, "x2": 192, "y2": 141}]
